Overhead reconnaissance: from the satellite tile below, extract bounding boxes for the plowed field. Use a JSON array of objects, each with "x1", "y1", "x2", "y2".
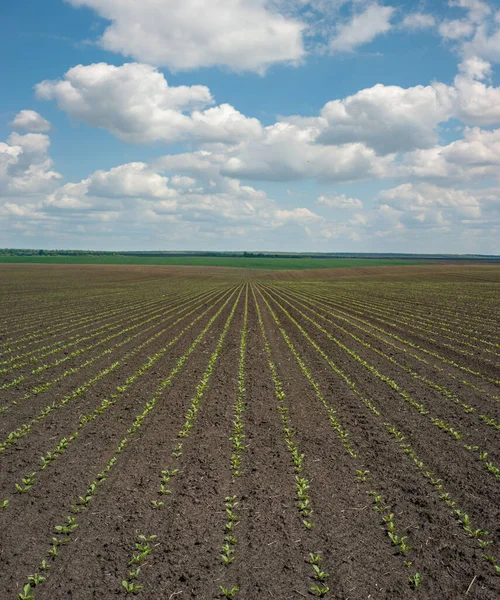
[{"x1": 1, "y1": 264, "x2": 499, "y2": 600}]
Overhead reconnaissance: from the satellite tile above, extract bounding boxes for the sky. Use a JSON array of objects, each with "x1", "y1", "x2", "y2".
[{"x1": 1, "y1": 0, "x2": 500, "y2": 253}]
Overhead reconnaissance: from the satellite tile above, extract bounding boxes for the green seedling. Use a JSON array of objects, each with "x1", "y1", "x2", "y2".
[
  {"x1": 356, "y1": 469, "x2": 371, "y2": 482},
  {"x1": 40, "y1": 560, "x2": 49, "y2": 571},
  {"x1": 221, "y1": 542, "x2": 234, "y2": 565},
  {"x1": 54, "y1": 516, "x2": 78, "y2": 535},
  {"x1": 18, "y1": 584, "x2": 35, "y2": 600},
  {"x1": 303, "y1": 520, "x2": 314, "y2": 530},
  {"x1": 224, "y1": 535, "x2": 237, "y2": 544},
  {"x1": 225, "y1": 509, "x2": 239, "y2": 522},
  {"x1": 409, "y1": 572, "x2": 423, "y2": 589},
  {"x1": 219, "y1": 585, "x2": 239, "y2": 598},
  {"x1": 312, "y1": 564, "x2": 329, "y2": 581},
  {"x1": 309, "y1": 553, "x2": 322, "y2": 565},
  {"x1": 122, "y1": 580, "x2": 143, "y2": 594},
  {"x1": 51, "y1": 536, "x2": 68, "y2": 546},
  {"x1": 27, "y1": 572, "x2": 46, "y2": 585},
  {"x1": 128, "y1": 549, "x2": 151, "y2": 566},
  {"x1": 310, "y1": 584, "x2": 329, "y2": 597},
  {"x1": 15, "y1": 483, "x2": 31, "y2": 494},
  {"x1": 471, "y1": 529, "x2": 488, "y2": 538},
  {"x1": 0, "y1": 499, "x2": 8, "y2": 510},
  {"x1": 151, "y1": 499, "x2": 164, "y2": 509}
]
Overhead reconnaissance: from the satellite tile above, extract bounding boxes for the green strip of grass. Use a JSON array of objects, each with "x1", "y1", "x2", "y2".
[{"x1": 0, "y1": 255, "x2": 429, "y2": 270}]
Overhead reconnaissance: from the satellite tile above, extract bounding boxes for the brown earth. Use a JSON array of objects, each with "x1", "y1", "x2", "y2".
[{"x1": 0, "y1": 264, "x2": 499, "y2": 600}]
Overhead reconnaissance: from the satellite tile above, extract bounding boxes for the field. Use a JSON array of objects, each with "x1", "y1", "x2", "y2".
[
  {"x1": 0, "y1": 255, "x2": 430, "y2": 270},
  {"x1": 0, "y1": 263, "x2": 499, "y2": 599}
]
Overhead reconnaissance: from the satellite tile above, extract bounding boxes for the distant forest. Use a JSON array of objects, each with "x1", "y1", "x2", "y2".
[{"x1": 0, "y1": 249, "x2": 499, "y2": 260}]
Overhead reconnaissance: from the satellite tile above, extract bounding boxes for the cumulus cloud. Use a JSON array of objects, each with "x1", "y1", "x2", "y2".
[
  {"x1": 378, "y1": 182, "x2": 482, "y2": 222},
  {"x1": 402, "y1": 127, "x2": 500, "y2": 182},
  {"x1": 315, "y1": 82, "x2": 455, "y2": 154},
  {"x1": 220, "y1": 124, "x2": 393, "y2": 182},
  {"x1": 155, "y1": 120, "x2": 393, "y2": 185},
  {"x1": 36, "y1": 63, "x2": 262, "y2": 144},
  {"x1": 65, "y1": 0, "x2": 305, "y2": 73},
  {"x1": 401, "y1": 13, "x2": 436, "y2": 31},
  {"x1": 368, "y1": 181, "x2": 500, "y2": 250},
  {"x1": 329, "y1": 3, "x2": 395, "y2": 52},
  {"x1": 439, "y1": 0, "x2": 500, "y2": 66},
  {"x1": 458, "y1": 55, "x2": 492, "y2": 78},
  {"x1": 0, "y1": 132, "x2": 62, "y2": 195},
  {"x1": 463, "y1": 25, "x2": 500, "y2": 64},
  {"x1": 439, "y1": 19, "x2": 474, "y2": 40},
  {"x1": 86, "y1": 163, "x2": 177, "y2": 199},
  {"x1": 35, "y1": 160, "x2": 325, "y2": 244},
  {"x1": 170, "y1": 175, "x2": 197, "y2": 189},
  {"x1": 449, "y1": 0, "x2": 491, "y2": 24},
  {"x1": 317, "y1": 193, "x2": 363, "y2": 209},
  {"x1": 10, "y1": 110, "x2": 51, "y2": 133},
  {"x1": 454, "y1": 67, "x2": 500, "y2": 125}
]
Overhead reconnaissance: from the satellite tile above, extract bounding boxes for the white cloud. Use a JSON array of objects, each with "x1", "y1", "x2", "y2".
[
  {"x1": 315, "y1": 82, "x2": 455, "y2": 154},
  {"x1": 454, "y1": 72, "x2": 500, "y2": 126},
  {"x1": 401, "y1": 13, "x2": 436, "y2": 31},
  {"x1": 170, "y1": 175, "x2": 196, "y2": 189},
  {"x1": 458, "y1": 55, "x2": 492, "y2": 78},
  {"x1": 155, "y1": 120, "x2": 393, "y2": 185},
  {"x1": 317, "y1": 193, "x2": 363, "y2": 209},
  {"x1": 367, "y1": 181, "x2": 500, "y2": 250},
  {"x1": 36, "y1": 63, "x2": 262, "y2": 145},
  {"x1": 10, "y1": 110, "x2": 51, "y2": 133},
  {"x1": 440, "y1": 0, "x2": 500, "y2": 66},
  {"x1": 378, "y1": 182, "x2": 482, "y2": 221},
  {"x1": 0, "y1": 133, "x2": 62, "y2": 196},
  {"x1": 219, "y1": 122, "x2": 393, "y2": 182},
  {"x1": 329, "y1": 3, "x2": 395, "y2": 52},
  {"x1": 65, "y1": 0, "x2": 305, "y2": 73},
  {"x1": 402, "y1": 127, "x2": 500, "y2": 182},
  {"x1": 439, "y1": 19, "x2": 474, "y2": 40},
  {"x1": 463, "y1": 25, "x2": 500, "y2": 64},
  {"x1": 27, "y1": 159, "x2": 326, "y2": 245},
  {"x1": 86, "y1": 162, "x2": 177, "y2": 199},
  {"x1": 273, "y1": 207, "x2": 323, "y2": 225},
  {"x1": 449, "y1": 0, "x2": 491, "y2": 24}
]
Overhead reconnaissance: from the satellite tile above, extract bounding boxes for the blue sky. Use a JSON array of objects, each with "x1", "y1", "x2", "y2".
[{"x1": 1, "y1": 0, "x2": 500, "y2": 253}]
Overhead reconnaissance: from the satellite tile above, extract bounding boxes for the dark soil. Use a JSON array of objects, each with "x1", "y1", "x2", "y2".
[{"x1": 0, "y1": 265, "x2": 499, "y2": 600}]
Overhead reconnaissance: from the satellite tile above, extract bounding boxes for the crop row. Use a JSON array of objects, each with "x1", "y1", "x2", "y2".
[
  {"x1": 253, "y1": 286, "x2": 332, "y2": 597},
  {"x1": 270, "y1": 286, "x2": 500, "y2": 435},
  {"x1": 2, "y1": 288, "x2": 236, "y2": 509},
  {"x1": 254, "y1": 284, "x2": 500, "y2": 581},
  {"x1": 279, "y1": 284, "x2": 500, "y2": 393},
  {"x1": 119, "y1": 286, "x2": 243, "y2": 596},
  {"x1": 0, "y1": 284, "x2": 172, "y2": 347},
  {"x1": 0, "y1": 285, "x2": 236, "y2": 456},
  {"x1": 0, "y1": 284, "x2": 231, "y2": 414},
  {"x1": 280, "y1": 284, "x2": 500, "y2": 369},
  {"x1": 260, "y1": 286, "x2": 500, "y2": 484},
  {"x1": 0, "y1": 282, "x2": 225, "y2": 371},
  {"x1": 281, "y1": 286, "x2": 499, "y2": 409},
  {"x1": 14, "y1": 285, "x2": 243, "y2": 598},
  {"x1": 0, "y1": 283, "x2": 224, "y2": 392}
]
